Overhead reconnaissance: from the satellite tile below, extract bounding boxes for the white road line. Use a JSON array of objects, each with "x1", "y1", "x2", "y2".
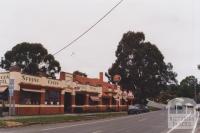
[
  {"x1": 191, "y1": 112, "x2": 199, "y2": 133},
  {"x1": 0, "y1": 132, "x2": 14, "y2": 133},
  {"x1": 92, "y1": 130, "x2": 103, "y2": 133},
  {"x1": 42, "y1": 116, "x2": 130, "y2": 131},
  {"x1": 42, "y1": 111, "x2": 160, "y2": 131},
  {"x1": 166, "y1": 113, "x2": 192, "y2": 133},
  {"x1": 138, "y1": 118, "x2": 147, "y2": 122}
]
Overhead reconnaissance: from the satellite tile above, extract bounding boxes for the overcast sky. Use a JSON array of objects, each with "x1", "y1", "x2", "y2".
[{"x1": 0, "y1": 0, "x2": 199, "y2": 82}]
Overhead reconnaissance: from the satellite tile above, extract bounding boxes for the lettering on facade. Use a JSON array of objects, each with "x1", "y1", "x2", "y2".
[
  {"x1": 75, "y1": 84, "x2": 101, "y2": 93},
  {"x1": 74, "y1": 87, "x2": 80, "y2": 91},
  {"x1": 48, "y1": 80, "x2": 59, "y2": 86},
  {"x1": 22, "y1": 75, "x2": 40, "y2": 83},
  {"x1": 0, "y1": 74, "x2": 9, "y2": 85},
  {"x1": 90, "y1": 87, "x2": 99, "y2": 92},
  {"x1": 108, "y1": 89, "x2": 112, "y2": 92}
]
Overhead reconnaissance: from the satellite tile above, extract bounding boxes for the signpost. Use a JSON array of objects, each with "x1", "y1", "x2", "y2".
[{"x1": 8, "y1": 79, "x2": 14, "y2": 116}]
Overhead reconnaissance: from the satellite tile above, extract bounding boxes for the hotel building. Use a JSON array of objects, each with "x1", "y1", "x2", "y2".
[{"x1": 0, "y1": 66, "x2": 134, "y2": 115}]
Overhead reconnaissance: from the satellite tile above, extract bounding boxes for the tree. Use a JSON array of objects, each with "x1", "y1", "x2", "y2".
[
  {"x1": 154, "y1": 84, "x2": 178, "y2": 104},
  {"x1": 0, "y1": 42, "x2": 61, "y2": 78},
  {"x1": 177, "y1": 76, "x2": 198, "y2": 98},
  {"x1": 198, "y1": 65, "x2": 200, "y2": 70},
  {"x1": 106, "y1": 31, "x2": 177, "y2": 104},
  {"x1": 73, "y1": 71, "x2": 87, "y2": 77}
]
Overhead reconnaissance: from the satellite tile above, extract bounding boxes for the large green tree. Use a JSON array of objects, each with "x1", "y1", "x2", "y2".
[
  {"x1": 177, "y1": 76, "x2": 198, "y2": 99},
  {"x1": 106, "y1": 31, "x2": 177, "y2": 104},
  {"x1": 0, "y1": 42, "x2": 61, "y2": 78},
  {"x1": 154, "y1": 84, "x2": 178, "y2": 104}
]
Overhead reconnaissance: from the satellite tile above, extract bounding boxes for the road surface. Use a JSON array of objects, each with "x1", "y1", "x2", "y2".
[{"x1": 0, "y1": 110, "x2": 199, "y2": 133}]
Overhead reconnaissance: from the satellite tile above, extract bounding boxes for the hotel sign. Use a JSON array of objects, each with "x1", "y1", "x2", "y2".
[
  {"x1": 22, "y1": 75, "x2": 41, "y2": 85},
  {"x1": 89, "y1": 86, "x2": 102, "y2": 93},
  {"x1": 47, "y1": 79, "x2": 61, "y2": 88},
  {"x1": 20, "y1": 73, "x2": 65, "y2": 89},
  {"x1": 76, "y1": 84, "x2": 101, "y2": 93},
  {"x1": 21, "y1": 74, "x2": 63, "y2": 88}
]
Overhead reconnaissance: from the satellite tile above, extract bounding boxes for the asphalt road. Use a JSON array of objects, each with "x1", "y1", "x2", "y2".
[{"x1": 0, "y1": 110, "x2": 199, "y2": 133}]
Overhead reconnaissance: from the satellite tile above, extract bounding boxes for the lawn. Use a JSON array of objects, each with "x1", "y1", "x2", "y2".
[
  {"x1": 0, "y1": 120, "x2": 6, "y2": 127},
  {"x1": 0, "y1": 112, "x2": 127, "y2": 128}
]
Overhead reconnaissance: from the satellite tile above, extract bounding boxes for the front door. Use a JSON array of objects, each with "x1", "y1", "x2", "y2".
[{"x1": 64, "y1": 92, "x2": 72, "y2": 113}]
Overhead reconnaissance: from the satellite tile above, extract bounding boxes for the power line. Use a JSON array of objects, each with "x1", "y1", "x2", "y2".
[{"x1": 53, "y1": 0, "x2": 125, "y2": 56}]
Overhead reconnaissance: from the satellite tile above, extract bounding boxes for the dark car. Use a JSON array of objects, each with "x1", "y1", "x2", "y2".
[
  {"x1": 196, "y1": 104, "x2": 200, "y2": 112},
  {"x1": 128, "y1": 104, "x2": 149, "y2": 115}
]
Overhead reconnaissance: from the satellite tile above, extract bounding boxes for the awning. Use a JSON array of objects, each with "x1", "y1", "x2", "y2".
[
  {"x1": 90, "y1": 96, "x2": 100, "y2": 102},
  {"x1": 21, "y1": 88, "x2": 45, "y2": 93},
  {"x1": 0, "y1": 87, "x2": 7, "y2": 93}
]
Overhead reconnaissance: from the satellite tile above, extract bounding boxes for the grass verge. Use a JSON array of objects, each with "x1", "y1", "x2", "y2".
[
  {"x1": 0, "y1": 112, "x2": 126, "y2": 128},
  {"x1": 148, "y1": 106, "x2": 161, "y2": 111},
  {"x1": 0, "y1": 120, "x2": 6, "y2": 127}
]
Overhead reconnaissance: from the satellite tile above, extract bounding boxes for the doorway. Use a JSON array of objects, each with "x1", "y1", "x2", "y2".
[{"x1": 64, "y1": 92, "x2": 72, "y2": 113}]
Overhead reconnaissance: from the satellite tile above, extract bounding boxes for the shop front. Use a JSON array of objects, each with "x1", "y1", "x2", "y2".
[
  {"x1": 0, "y1": 73, "x2": 9, "y2": 116},
  {"x1": 71, "y1": 84, "x2": 102, "y2": 113},
  {"x1": 0, "y1": 70, "x2": 66, "y2": 116},
  {"x1": 15, "y1": 84, "x2": 65, "y2": 115}
]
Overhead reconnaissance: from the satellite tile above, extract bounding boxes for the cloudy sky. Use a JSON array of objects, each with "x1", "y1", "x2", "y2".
[{"x1": 0, "y1": 0, "x2": 199, "y2": 82}]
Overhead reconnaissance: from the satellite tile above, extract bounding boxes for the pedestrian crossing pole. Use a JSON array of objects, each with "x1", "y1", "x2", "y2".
[
  {"x1": 8, "y1": 79, "x2": 14, "y2": 116},
  {"x1": 9, "y1": 93, "x2": 11, "y2": 116}
]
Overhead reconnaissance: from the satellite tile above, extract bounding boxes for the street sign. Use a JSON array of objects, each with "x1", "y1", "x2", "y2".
[
  {"x1": 8, "y1": 79, "x2": 15, "y2": 116},
  {"x1": 9, "y1": 79, "x2": 14, "y2": 96},
  {"x1": 9, "y1": 89, "x2": 14, "y2": 97},
  {"x1": 113, "y1": 74, "x2": 121, "y2": 83}
]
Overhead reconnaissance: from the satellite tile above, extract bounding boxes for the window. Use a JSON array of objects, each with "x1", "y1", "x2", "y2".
[
  {"x1": 112, "y1": 97, "x2": 116, "y2": 105},
  {"x1": 0, "y1": 89, "x2": 8, "y2": 101},
  {"x1": 45, "y1": 90, "x2": 60, "y2": 105},
  {"x1": 122, "y1": 99, "x2": 127, "y2": 105},
  {"x1": 75, "y1": 94, "x2": 85, "y2": 105},
  {"x1": 20, "y1": 91, "x2": 40, "y2": 105},
  {"x1": 102, "y1": 97, "x2": 110, "y2": 105},
  {"x1": 89, "y1": 96, "x2": 100, "y2": 105}
]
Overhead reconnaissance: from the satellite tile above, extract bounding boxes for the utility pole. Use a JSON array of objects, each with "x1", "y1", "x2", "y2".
[
  {"x1": 195, "y1": 83, "x2": 197, "y2": 102},
  {"x1": 196, "y1": 65, "x2": 200, "y2": 103}
]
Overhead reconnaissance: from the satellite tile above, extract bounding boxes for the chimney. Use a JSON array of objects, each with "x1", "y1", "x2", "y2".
[
  {"x1": 59, "y1": 71, "x2": 66, "y2": 80},
  {"x1": 99, "y1": 72, "x2": 103, "y2": 82},
  {"x1": 9, "y1": 65, "x2": 21, "y2": 72}
]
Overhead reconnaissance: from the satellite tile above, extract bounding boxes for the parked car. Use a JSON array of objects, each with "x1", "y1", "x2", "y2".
[
  {"x1": 196, "y1": 104, "x2": 200, "y2": 112},
  {"x1": 128, "y1": 104, "x2": 149, "y2": 115}
]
